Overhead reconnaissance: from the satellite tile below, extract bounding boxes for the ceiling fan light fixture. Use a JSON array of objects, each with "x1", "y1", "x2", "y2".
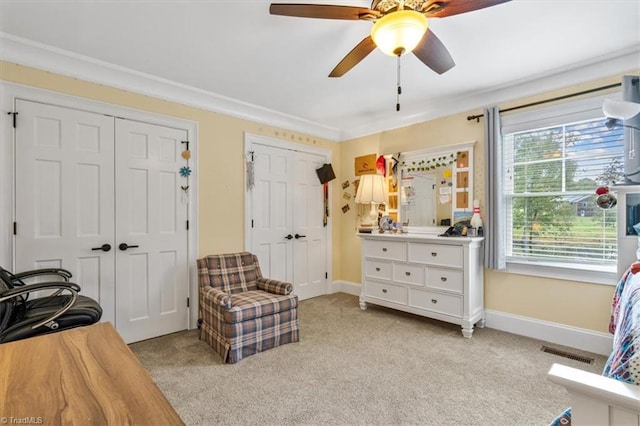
[{"x1": 371, "y1": 10, "x2": 428, "y2": 57}]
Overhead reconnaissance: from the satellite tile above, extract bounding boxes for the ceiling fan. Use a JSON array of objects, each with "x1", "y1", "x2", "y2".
[{"x1": 270, "y1": 0, "x2": 511, "y2": 78}]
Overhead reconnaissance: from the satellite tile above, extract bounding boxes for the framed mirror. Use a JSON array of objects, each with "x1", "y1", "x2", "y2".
[{"x1": 385, "y1": 141, "x2": 475, "y2": 234}]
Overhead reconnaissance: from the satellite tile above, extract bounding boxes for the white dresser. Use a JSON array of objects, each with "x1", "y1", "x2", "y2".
[{"x1": 358, "y1": 233, "x2": 485, "y2": 337}]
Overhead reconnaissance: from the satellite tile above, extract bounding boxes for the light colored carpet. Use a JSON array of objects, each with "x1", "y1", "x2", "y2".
[{"x1": 130, "y1": 293, "x2": 607, "y2": 426}]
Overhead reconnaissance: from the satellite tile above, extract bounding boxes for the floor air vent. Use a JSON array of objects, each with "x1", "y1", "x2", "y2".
[{"x1": 541, "y1": 346, "x2": 594, "y2": 364}]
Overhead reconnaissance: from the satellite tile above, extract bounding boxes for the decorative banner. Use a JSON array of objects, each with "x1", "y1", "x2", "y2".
[{"x1": 354, "y1": 154, "x2": 377, "y2": 176}]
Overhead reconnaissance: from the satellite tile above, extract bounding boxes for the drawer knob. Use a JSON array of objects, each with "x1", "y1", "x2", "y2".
[
  {"x1": 382, "y1": 289, "x2": 388, "y2": 294},
  {"x1": 431, "y1": 252, "x2": 437, "y2": 257},
  {"x1": 382, "y1": 247, "x2": 388, "y2": 252},
  {"x1": 405, "y1": 272, "x2": 411, "y2": 276},
  {"x1": 431, "y1": 299, "x2": 438, "y2": 304},
  {"x1": 440, "y1": 277, "x2": 447, "y2": 282},
  {"x1": 376, "y1": 267, "x2": 381, "y2": 272}
]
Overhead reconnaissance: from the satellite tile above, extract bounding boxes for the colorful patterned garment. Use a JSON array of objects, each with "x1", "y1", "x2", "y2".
[
  {"x1": 604, "y1": 266, "x2": 640, "y2": 384},
  {"x1": 550, "y1": 265, "x2": 640, "y2": 425}
]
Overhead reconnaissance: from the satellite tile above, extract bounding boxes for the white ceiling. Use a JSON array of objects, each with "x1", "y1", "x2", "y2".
[{"x1": 1, "y1": 0, "x2": 639, "y2": 141}]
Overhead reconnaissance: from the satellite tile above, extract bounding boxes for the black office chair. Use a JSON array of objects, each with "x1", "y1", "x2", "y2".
[{"x1": 0, "y1": 267, "x2": 103, "y2": 343}]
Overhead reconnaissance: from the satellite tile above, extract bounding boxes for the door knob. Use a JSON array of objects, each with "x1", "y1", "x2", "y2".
[
  {"x1": 118, "y1": 243, "x2": 139, "y2": 251},
  {"x1": 284, "y1": 234, "x2": 294, "y2": 240},
  {"x1": 295, "y1": 234, "x2": 306, "y2": 239},
  {"x1": 91, "y1": 243, "x2": 111, "y2": 252}
]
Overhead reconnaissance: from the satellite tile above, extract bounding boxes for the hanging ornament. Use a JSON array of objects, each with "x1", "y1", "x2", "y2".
[
  {"x1": 595, "y1": 186, "x2": 617, "y2": 209},
  {"x1": 246, "y1": 151, "x2": 255, "y2": 190},
  {"x1": 182, "y1": 150, "x2": 191, "y2": 160},
  {"x1": 179, "y1": 166, "x2": 192, "y2": 177}
]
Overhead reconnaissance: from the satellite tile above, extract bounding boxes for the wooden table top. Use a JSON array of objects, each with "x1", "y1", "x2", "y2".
[{"x1": 0, "y1": 323, "x2": 184, "y2": 426}]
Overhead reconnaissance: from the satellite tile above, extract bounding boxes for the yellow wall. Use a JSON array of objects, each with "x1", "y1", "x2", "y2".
[
  {"x1": 0, "y1": 61, "x2": 343, "y2": 275},
  {"x1": 338, "y1": 71, "x2": 639, "y2": 333},
  {"x1": 2, "y1": 60, "x2": 636, "y2": 334}
]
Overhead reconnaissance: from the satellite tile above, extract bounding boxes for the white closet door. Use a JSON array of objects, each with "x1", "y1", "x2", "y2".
[
  {"x1": 15, "y1": 100, "x2": 190, "y2": 343},
  {"x1": 293, "y1": 151, "x2": 327, "y2": 299},
  {"x1": 14, "y1": 100, "x2": 116, "y2": 322},
  {"x1": 114, "y1": 118, "x2": 189, "y2": 343},
  {"x1": 249, "y1": 141, "x2": 327, "y2": 299},
  {"x1": 250, "y1": 143, "x2": 294, "y2": 283}
]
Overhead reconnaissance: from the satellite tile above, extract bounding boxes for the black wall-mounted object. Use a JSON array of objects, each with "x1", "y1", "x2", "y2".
[{"x1": 316, "y1": 163, "x2": 336, "y2": 184}]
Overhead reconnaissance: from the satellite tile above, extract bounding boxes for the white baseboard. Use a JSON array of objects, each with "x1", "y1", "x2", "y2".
[
  {"x1": 330, "y1": 280, "x2": 361, "y2": 296},
  {"x1": 328, "y1": 283, "x2": 613, "y2": 356},
  {"x1": 485, "y1": 309, "x2": 613, "y2": 356}
]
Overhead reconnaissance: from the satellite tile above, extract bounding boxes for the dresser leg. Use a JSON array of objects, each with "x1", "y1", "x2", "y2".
[
  {"x1": 359, "y1": 295, "x2": 367, "y2": 310},
  {"x1": 477, "y1": 318, "x2": 486, "y2": 328},
  {"x1": 461, "y1": 325, "x2": 474, "y2": 338}
]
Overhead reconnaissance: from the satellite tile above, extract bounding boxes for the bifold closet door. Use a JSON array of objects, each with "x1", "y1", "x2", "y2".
[
  {"x1": 14, "y1": 100, "x2": 189, "y2": 343},
  {"x1": 14, "y1": 99, "x2": 117, "y2": 322},
  {"x1": 249, "y1": 142, "x2": 327, "y2": 300},
  {"x1": 114, "y1": 118, "x2": 189, "y2": 343}
]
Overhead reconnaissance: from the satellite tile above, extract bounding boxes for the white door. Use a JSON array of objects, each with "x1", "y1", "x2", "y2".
[
  {"x1": 114, "y1": 118, "x2": 189, "y2": 343},
  {"x1": 250, "y1": 143, "x2": 294, "y2": 282},
  {"x1": 248, "y1": 141, "x2": 328, "y2": 299},
  {"x1": 14, "y1": 100, "x2": 188, "y2": 342},
  {"x1": 14, "y1": 100, "x2": 116, "y2": 321},
  {"x1": 292, "y1": 151, "x2": 327, "y2": 300}
]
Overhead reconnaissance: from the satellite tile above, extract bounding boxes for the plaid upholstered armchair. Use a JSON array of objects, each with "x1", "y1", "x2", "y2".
[{"x1": 197, "y1": 252, "x2": 299, "y2": 363}]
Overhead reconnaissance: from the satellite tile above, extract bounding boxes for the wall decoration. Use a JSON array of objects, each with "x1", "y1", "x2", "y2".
[
  {"x1": 342, "y1": 204, "x2": 350, "y2": 213},
  {"x1": 401, "y1": 153, "x2": 455, "y2": 173},
  {"x1": 246, "y1": 151, "x2": 255, "y2": 190},
  {"x1": 180, "y1": 141, "x2": 192, "y2": 204},
  {"x1": 342, "y1": 180, "x2": 350, "y2": 189},
  {"x1": 354, "y1": 154, "x2": 377, "y2": 176}
]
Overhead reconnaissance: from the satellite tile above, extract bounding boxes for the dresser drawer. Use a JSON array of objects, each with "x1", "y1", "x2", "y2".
[
  {"x1": 364, "y1": 240, "x2": 407, "y2": 261},
  {"x1": 365, "y1": 260, "x2": 392, "y2": 281},
  {"x1": 393, "y1": 263, "x2": 425, "y2": 286},
  {"x1": 365, "y1": 281, "x2": 407, "y2": 305},
  {"x1": 426, "y1": 267, "x2": 463, "y2": 293},
  {"x1": 408, "y1": 243, "x2": 463, "y2": 268},
  {"x1": 408, "y1": 289, "x2": 462, "y2": 317}
]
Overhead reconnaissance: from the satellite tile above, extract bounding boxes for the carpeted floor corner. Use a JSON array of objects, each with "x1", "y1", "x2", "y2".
[{"x1": 130, "y1": 293, "x2": 606, "y2": 426}]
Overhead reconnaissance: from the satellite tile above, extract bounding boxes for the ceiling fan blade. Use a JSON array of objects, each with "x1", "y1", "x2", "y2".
[
  {"x1": 424, "y1": 0, "x2": 511, "y2": 18},
  {"x1": 269, "y1": 4, "x2": 377, "y2": 20},
  {"x1": 329, "y1": 36, "x2": 377, "y2": 77},
  {"x1": 412, "y1": 29, "x2": 455, "y2": 75}
]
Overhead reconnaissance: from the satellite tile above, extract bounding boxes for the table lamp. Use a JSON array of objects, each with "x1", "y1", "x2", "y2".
[{"x1": 355, "y1": 174, "x2": 387, "y2": 226}]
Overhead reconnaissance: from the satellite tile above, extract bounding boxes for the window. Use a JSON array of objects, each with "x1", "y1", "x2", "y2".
[{"x1": 501, "y1": 94, "x2": 624, "y2": 278}]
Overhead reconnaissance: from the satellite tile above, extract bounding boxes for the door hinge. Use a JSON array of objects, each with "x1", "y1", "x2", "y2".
[
  {"x1": 7, "y1": 111, "x2": 18, "y2": 128},
  {"x1": 325, "y1": 272, "x2": 328, "y2": 279},
  {"x1": 251, "y1": 219, "x2": 254, "y2": 228},
  {"x1": 13, "y1": 222, "x2": 17, "y2": 235},
  {"x1": 187, "y1": 297, "x2": 190, "y2": 308},
  {"x1": 186, "y1": 220, "x2": 189, "y2": 230}
]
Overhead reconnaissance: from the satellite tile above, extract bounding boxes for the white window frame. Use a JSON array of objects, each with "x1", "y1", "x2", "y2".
[{"x1": 500, "y1": 92, "x2": 622, "y2": 285}]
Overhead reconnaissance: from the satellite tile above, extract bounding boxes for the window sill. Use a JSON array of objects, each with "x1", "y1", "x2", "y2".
[{"x1": 505, "y1": 259, "x2": 617, "y2": 286}]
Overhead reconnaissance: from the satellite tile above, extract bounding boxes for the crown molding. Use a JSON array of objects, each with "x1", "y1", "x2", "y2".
[
  {"x1": 340, "y1": 46, "x2": 640, "y2": 140},
  {"x1": 0, "y1": 32, "x2": 341, "y2": 141},
  {"x1": 2, "y1": 32, "x2": 637, "y2": 143}
]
